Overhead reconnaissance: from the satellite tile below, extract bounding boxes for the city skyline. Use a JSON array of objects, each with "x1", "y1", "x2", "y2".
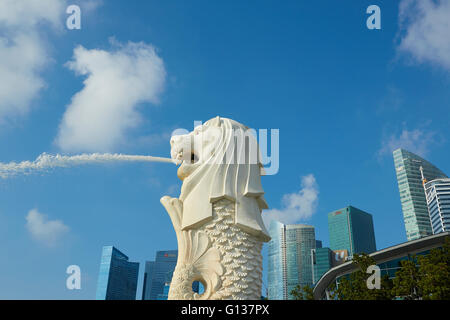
[
  {"x1": 0, "y1": 0, "x2": 449, "y2": 299},
  {"x1": 98, "y1": 168, "x2": 446, "y2": 300},
  {"x1": 268, "y1": 205, "x2": 377, "y2": 299}
]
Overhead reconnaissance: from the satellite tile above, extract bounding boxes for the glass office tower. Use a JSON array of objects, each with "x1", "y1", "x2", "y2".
[
  {"x1": 156, "y1": 283, "x2": 171, "y2": 300},
  {"x1": 311, "y1": 247, "x2": 333, "y2": 284},
  {"x1": 141, "y1": 261, "x2": 154, "y2": 299},
  {"x1": 328, "y1": 206, "x2": 376, "y2": 256},
  {"x1": 268, "y1": 221, "x2": 317, "y2": 300},
  {"x1": 424, "y1": 178, "x2": 450, "y2": 234},
  {"x1": 316, "y1": 240, "x2": 323, "y2": 249},
  {"x1": 268, "y1": 221, "x2": 285, "y2": 300},
  {"x1": 142, "y1": 250, "x2": 178, "y2": 300},
  {"x1": 95, "y1": 246, "x2": 139, "y2": 300},
  {"x1": 393, "y1": 148, "x2": 447, "y2": 241}
]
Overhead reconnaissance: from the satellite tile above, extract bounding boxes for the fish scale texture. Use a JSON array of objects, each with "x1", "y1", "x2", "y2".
[{"x1": 206, "y1": 199, "x2": 263, "y2": 300}]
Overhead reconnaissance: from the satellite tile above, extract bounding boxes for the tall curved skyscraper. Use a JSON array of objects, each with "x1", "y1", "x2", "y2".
[{"x1": 393, "y1": 148, "x2": 447, "y2": 241}]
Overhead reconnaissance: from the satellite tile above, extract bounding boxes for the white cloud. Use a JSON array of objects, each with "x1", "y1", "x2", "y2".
[
  {"x1": 56, "y1": 40, "x2": 166, "y2": 152},
  {"x1": 378, "y1": 127, "x2": 438, "y2": 158},
  {"x1": 0, "y1": 0, "x2": 63, "y2": 29},
  {"x1": 263, "y1": 174, "x2": 319, "y2": 228},
  {"x1": 0, "y1": 0, "x2": 65, "y2": 122},
  {"x1": 0, "y1": 33, "x2": 47, "y2": 120},
  {"x1": 78, "y1": 0, "x2": 103, "y2": 13},
  {"x1": 397, "y1": 0, "x2": 450, "y2": 71},
  {"x1": 25, "y1": 208, "x2": 69, "y2": 247}
]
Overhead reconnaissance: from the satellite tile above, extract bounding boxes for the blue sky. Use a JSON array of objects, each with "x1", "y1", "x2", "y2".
[{"x1": 0, "y1": 0, "x2": 449, "y2": 299}]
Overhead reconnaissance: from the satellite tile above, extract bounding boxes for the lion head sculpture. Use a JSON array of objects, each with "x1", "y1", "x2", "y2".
[{"x1": 169, "y1": 116, "x2": 270, "y2": 242}]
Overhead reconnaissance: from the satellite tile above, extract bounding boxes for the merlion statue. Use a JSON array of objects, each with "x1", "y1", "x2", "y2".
[{"x1": 160, "y1": 116, "x2": 271, "y2": 300}]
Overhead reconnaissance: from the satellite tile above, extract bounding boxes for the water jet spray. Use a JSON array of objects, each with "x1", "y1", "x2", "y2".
[{"x1": 0, "y1": 152, "x2": 175, "y2": 179}]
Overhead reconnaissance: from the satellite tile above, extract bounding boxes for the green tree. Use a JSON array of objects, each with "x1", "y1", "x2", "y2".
[
  {"x1": 327, "y1": 253, "x2": 393, "y2": 300},
  {"x1": 301, "y1": 237, "x2": 450, "y2": 300},
  {"x1": 391, "y1": 257, "x2": 421, "y2": 299},
  {"x1": 417, "y1": 237, "x2": 450, "y2": 300},
  {"x1": 291, "y1": 284, "x2": 315, "y2": 300},
  {"x1": 391, "y1": 237, "x2": 450, "y2": 300}
]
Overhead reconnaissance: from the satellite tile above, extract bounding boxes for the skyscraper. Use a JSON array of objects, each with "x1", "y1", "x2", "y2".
[
  {"x1": 142, "y1": 250, "x2": 178, "y2": 300},
  {"x1": 311, "y1": 247, "x2": 349, "y2": 284},
  {"x1": 316, "y1": 240, "x2": 323, "y2": 249},
  {"x1": 141, "y1": 261, "x2": 154, "y2": 299},
  {"x1": 156, "y1": 282, "x2": 171, "y2": 300},
  {"x1": 268, "y1": 221, "x2": 317, "y2": 300},
  {"x1": 156, "y1": 270, "x2": 174, "y2": 300},
  {"x1": 311, "y1": 247, "x2": 332, "y2": 284},
  {"x1": 393, "y1": 148, "x2": 447, "y2": 241},
  {"x1": 95, "y1": 246, "x2": 139, "y2": 300},
  {"x1": 423, "y1": 178, "x2": 450, "y2": 234},
  {"x1": 328, "y1": 206, "x2": 376, "y2": 256}
]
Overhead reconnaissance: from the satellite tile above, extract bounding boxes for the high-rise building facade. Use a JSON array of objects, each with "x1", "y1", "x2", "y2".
[
  {"x1": 393, "y1": 148, "x2": 447, "y2": 241},
  {"x1": 311, "y1": 247, "x2": 332, "y2": 284},
  {"x1": 424, "y1": 178, "x2": 450, "y2": 234},
  {"x1": 310, "y1": 241, "x2": 349, "y2": 285},
  {"x1": 156, "y1": 283, "x2": 171, "y2": 300},
  {"x1": 142, "y1": 250, "x2": 200, "y2": 300},
  {"x1": 316, "y1": 240, "x2": 323, "y2": 249},
  {"x1": 311, "y1": 247, "x2": 349, "y2": 284},
  {"x1": 267, "y1": 221, "x2": 285, "y2": 300},
  {"x1": 142, "y1": 250, "x2": 178, "y2": 300},
  {"x1": 328, "y1": 206, "x2": 376, "y2": 256},
  {"x1": 141, "y1": 261, "x2": 154, "y2": 299},
  {"x1": 268, "y1": 221, "x2": 317, "y2": 300},
  {"x1": 95, "y1": 246, "x2": 139, "y2": 300}
]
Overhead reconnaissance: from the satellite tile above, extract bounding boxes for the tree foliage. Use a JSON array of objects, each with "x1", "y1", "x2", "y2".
[
  {"x1": 327, "y1": 253, "x2": 394, "y2": 300},
  {"x1": 290, "y1": 237, "x2": 450, "y2": 300},
  {"x1": 328, "y1": 236, "x2": 450, "y2": 300},
  {"x1": 391, "y1": 257, "x2": 421, "y2": 299},
  {"x1": 392, "y1": 236, "x2": 450, "y2": 300},
  {"x1": 290, "y1": 284, "x2": 315, "y2": 300}
]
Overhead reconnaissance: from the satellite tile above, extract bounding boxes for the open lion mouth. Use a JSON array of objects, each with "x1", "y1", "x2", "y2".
[
  {"x1": 174, "y1": 149, "x2": 199, "y2": 166},
  {"x1": 174, "y1": 149, "x2": 201, "y2": 181},
  {"x1": 190, "y1": 152, "x2": 199, "y2": 164}
]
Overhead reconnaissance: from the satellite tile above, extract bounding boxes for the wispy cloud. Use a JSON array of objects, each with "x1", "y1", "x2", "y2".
[
  {"x1": 25, "y1": 209, "x2": 69, "y2": 247},
  {"x1": 397, "y1": 0, "x2": 450, "y2": 71},
  {"x1": 0, "y1": 0, "x2": 63, "y2": 29},
  {"x1": 78, "y1": 0, "x2": 103, "y2": 13},
  {"x1": 263, "y1": 174, "x2": 319, "y2": 227},
  {"x1": 0, "y1": 0, "x2": 66, "y2": 123},
  {"x1": 56, "y1": 39, "x2": 166, "y2": 152},
  {"x1": 378, "y1": 126, "x2": 439, "y2": 158}
]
